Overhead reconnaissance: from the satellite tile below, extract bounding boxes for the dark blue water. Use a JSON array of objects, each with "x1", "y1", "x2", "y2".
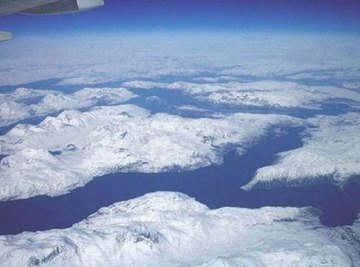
[
  {"x1": 1, "y1": 74, "x2": 358, "y2": 138},
  {"x1": 1, "y1": 126, "x2": 359, "y2": 235},
  {"x1": 128, "y1": 88, "x2": 357, "y2": 119},
  {"x1": 1, "y1": 76, "x2": 359, "y2": 235}
]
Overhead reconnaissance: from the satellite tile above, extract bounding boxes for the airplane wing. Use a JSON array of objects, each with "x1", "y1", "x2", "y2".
[
  {"x1": 0, "y1": 0, "x2": 60, "y2": 17},
  {"x1": 0, "y1": 0, "x2": 104, "y2": 17},
  {"x1": 0, "y1": 0, "x2": 104, "y2": 41}
]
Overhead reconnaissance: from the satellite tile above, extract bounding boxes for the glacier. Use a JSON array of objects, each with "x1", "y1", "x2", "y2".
[{"x1": 0, "y1": 192, "x2": 359, "y2": 267}]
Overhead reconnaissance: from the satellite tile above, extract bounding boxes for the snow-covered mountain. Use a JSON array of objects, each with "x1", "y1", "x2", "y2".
[
  {"x1": 123, "y1": 80, "x2": 360, "y2": 110},
  {"x1": 0, "y1": 104, "x2": 299, "y2": 200},
  {"x1": 243, "y1": 113, "x2": 360, "y2": 190},
  {"x1": 0, "y1": 87, "x2": 136, "y2": 127},
  {"x1": 1, "y1": 192, "x2": 359, "y2": 267}
]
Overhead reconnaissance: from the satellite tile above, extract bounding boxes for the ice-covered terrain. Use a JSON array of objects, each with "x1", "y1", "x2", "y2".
[
  {"x1": 0, "y1": 192, "x2": 359, "y2": 267},
  {"x1": 243, "y1": 113, "x2": 360, "y2": 190},
  {"x1": 1, "y1": 34, "x2": 359, "y2": 87},
  {"x1": 1, "y1": 32, "x2": 360, "y2": 266},
  {"x1": 0, "y1": 87, "x2": 136, "y2": 127},
  {"x1": 0, "y1": 104, "x2": 299, "y2": 200},
  {"x1": 123, "y1": 80, "x2": 360, "y2": 109}
]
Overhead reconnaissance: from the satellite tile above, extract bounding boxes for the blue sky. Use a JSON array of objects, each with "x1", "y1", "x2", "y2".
[{"x1": 1, "y1": 0, "x2": 360, "y2": 36}]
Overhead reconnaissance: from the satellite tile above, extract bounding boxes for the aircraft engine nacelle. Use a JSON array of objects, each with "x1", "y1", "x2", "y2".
[{"x1": 22, "y1": 0, "x2": 104, "y2": 15}]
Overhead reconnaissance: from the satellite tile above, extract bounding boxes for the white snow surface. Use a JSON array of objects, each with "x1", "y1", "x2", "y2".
[
  {"x1": 0, "y1": 104, "x2": 299, "y2": 200},
  {"x1": 123, "y1": 80, "x2": 360, "y2": 109},
  {"x1": 1, "y1": 34, "x2": 360, "y2": 87},
  {"x1": 0, "y1": 192, "x2": 359, "y2": 267},
  {"x1": 243, "y1": 113, "x2": 360, "y2": 190},
  {"x1": 0, "y1": 87, "x2": 136, "y2": 127}
]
